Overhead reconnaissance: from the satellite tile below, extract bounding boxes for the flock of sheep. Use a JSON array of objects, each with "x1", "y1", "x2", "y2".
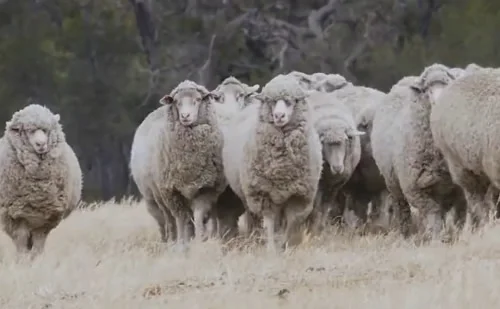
[{"x1": 1, "y1": 61, "x2": 499, "y2": 257}]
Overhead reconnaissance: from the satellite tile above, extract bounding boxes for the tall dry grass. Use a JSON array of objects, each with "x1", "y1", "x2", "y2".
[{"x1": 1, "y1": 198, "x2": 500, "y2": 309}]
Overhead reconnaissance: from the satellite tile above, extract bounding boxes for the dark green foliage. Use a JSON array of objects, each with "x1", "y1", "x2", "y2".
[{"x1": 0, "y1": 0, "x2": 497, "y2": 201}]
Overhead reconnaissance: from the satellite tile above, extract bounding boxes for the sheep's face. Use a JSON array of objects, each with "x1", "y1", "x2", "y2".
[
  {"x1": 320, "y1": 128, "x2": 364, "y2": 175},
  {"x1": 214, "y1": 84, "x2": 260, "y2": 108},
  {"x1": 271, "y1": 99, "x2": 296, "y2": 127},
  {"x1": 6, "y1": 109, "x2": 61, "y2": 155},
  {"x1": 160, "y1": 89, "x2": 217, "y2": 126}
]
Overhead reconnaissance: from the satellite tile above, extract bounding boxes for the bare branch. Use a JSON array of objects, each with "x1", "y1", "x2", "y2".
[
  {"x1": 196, "y1": 34, "x2": 217, "y2": 87},
  {"x1": 307, "y1": 0, "x2": 339, "y2": 38}
]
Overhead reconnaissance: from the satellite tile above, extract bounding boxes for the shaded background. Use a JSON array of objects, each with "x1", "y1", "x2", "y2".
[{"x1": 0, "y1": 0, "x2": 498, "y2": 201}]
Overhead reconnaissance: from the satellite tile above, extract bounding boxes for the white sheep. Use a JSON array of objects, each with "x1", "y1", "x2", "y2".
[
  {"x1": 305, "y1": 90, "x2": 364, "y2": 234},
  {"x1": 430, "y1": 68, "x2": 500, "y2": 230},
  {"x1": 223, "y1": 75, "x2": 323, "y2": 251},
  {"x1": 371, "y1": 65, "x2": 467, "y2": 241},
  {"x1": 130, "y1": 80, "x2": 226, "y2": 247},
  {"x1": 0, "y1": 104, "x2": 82, "y2": 256},
  {"x1": 210, "y1": 76, "x2": 260, "y2": 240},
  {"x1": 311, "y1": 73, "x2": 351, "y2": 92}
]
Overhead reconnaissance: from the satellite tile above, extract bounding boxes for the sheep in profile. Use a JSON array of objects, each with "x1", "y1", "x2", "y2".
[
  {"x1": 130, "y1": 80, "x2": 226, "y2": 247},
  {"x1": 224, "y1": 75, "x2": 322, "y2": 251},
  {"x1": 371, "y1": 64, "x2": 467, "y2": 241},
  {"x1": 306, "y1": 90, "x2": 364, "y2": 234},
  {"x1": 0, "y1": 104, "x2": 82, "y2": 256},
  {"x1": 430, "y1": 68, "x2": 500, "y2": 230}
]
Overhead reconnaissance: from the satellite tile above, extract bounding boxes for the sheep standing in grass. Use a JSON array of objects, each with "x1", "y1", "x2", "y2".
[
  {"x1": 340, "y1": 100, "x2": 387, "y2": 227},
  {"x1": 130, "y1": 80, "x2": 226, "y2": 247},
  {"x1": 430, "y1": 68, "x2": 500, "y2": 230},
  {"x1": 371, "y1": 65, "x2": 467, "y2": 241},
  {"x1": 224, "y1": 75, "x2": 322, "y2": 251},
  {"x1": 305, "y1": 90, "x2": 364, "y2": 234},
  {"x1": 0, "y1": 104, "x2": 82, "y2": 256},
  {"x1": 210, "y1": 76, "x2": 260, "y2": 240}
]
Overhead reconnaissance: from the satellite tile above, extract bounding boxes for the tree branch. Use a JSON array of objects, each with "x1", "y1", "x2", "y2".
[{"x1": 196, "y1": 34, "x2": 217, "y2": 87}]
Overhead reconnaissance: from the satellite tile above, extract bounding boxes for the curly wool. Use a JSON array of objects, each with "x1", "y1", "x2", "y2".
[
  {"x1": 326, "y1": 84, "x2": 386, "y2": 119},
  {"x1": 0, "y1": 104, "x2": 82, "y2": 243},
  {"x1": 306, "y1": 91, "x2": 363, "y2": 228},
  {"x1": 430, "y1": 69, "x2": 500, "y2": 227},
  {"x1": 240, "y1": 78, "x2": 322, "y2": 212},
  {"x1": 371, "y1": 66, "x2": 464, "y2": 238},
  {"x1": 140, "y1": 82, "x2": 226, "y2": 219}
]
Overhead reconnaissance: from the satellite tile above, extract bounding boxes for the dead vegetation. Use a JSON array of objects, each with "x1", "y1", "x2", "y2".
[{"x1": 1, "y1": 198, "x2": 500, "y2": 308}]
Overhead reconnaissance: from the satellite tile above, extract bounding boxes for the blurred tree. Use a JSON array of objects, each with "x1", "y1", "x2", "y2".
[{"x1": 0, "y1": 0, "x2": 497, "y2": 201}]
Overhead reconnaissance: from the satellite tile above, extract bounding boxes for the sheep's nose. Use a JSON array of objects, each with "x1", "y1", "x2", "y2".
[
  {"x1": 274, "y1": 112, "x2": 285, "y2": 120},
  {"x1": 330, "y1": 164, "x2": 344, "y2": 174},
  {"x1": 35, "y1": 141, "x2": 45, "y2": 147},
  {"x1": 180, "y1": 113, "x2": 190, "y2": 119}
]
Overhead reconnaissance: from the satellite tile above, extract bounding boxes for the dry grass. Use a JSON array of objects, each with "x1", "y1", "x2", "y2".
[{"x1": 1, "y1": 199, "x2": 500, "y2": 309}]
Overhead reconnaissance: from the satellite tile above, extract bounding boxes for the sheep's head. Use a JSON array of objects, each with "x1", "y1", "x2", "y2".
[
  {"x1": 258, "y1": 76, "x2": 308, "y2": 128},
  {"x1": 410, "y1": 64, "x2": 455, "y2": 105},
  {"x1": 286, "y1": 71, "x2": 314, "y2": 90},
  {"x1": 5, "y1": 104, "x2": 62, "y2": 155},
  {"x1": 317, "y1": 121, "x2": 364, "y2": 175},
  {"x1": 312, "y1": 74, "x2": 349, "y2": 92},
  {"x1": 160, "y1": 80, "x2": 218, "y2": 126},
  {"x1": 213, "y1": 77, "x2": 260, "y2": 108}
]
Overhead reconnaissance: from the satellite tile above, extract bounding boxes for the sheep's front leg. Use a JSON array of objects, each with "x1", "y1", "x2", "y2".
[
  {"x1": 166, "y1": 192, "x2": 190, "y2": 251},
  {"x1": 262, "y1": 210, "x2": 277, "y2": 253},
  {"x1": 247, "y1": 195, "x2": 277, "y2": 252},
  {"x1": 31, "y1": 228, "x2": 50, "y2": 257},
  {"x1": 283, "y1": 197, "x2": 314, "y2": 250},
  {"x1": 191, "y1": 193, "x2": 215, "y2": 242}
]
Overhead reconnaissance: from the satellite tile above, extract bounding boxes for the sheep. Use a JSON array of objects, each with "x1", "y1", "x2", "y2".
[
  {"x1": 371, "y1": 65, "x2": 467, "y2": 242},
  {"x1": 223, "y1": 75, "x2": 323, "y2": 251},
  {"x1": 305, "y1": 90, "x2": 365, "y2": 234},
  {"x1": 210, "y1": 76, "x2": 261, "y2": 240},
  {"x1": 130, "y1": 105, "x2": 178, "y2": 243},
  {"x1": 430, "y1": 68, "x2": 500, "y2": 231},
  {"x1": 212, "y1": 76, "x2": 260, "y2": 127},
  {"x1": 130, "y1": 80, "x2": 226, "y2": 247},
  {"x1": 0, "y1": 104, "x2": 82, "y2": 256},
  {"x1": 449, "y1": 67, "x2": 465, "y2": 79},
  {"x1": 311, "y1": 73, "x2": 351, "y2": 92},
  {"x1": 339, "y1": 99, "x2": 388, "y2": 227}
]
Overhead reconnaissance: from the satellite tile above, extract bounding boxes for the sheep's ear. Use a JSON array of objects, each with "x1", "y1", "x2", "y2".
[
  {"x1": 6, "y1": 121, "x2": 21, "y2": 132},
  {"x1": 249, "y1": 84, "x2": 260, "y2": 92},
  {"x1": 202, "y1": 92, "x2": 219, "y2": 102},
  {"x1": 159, "y1": 95, "x2": 174, "y2": 105},
  {"x1": 53, "y1": 114, "x2": 60, "y2": 122},
  {"x1": 409, "y1": 84, "x2": 423, "y2": 94},
  {"x1": 347, "y1": 129, "x2": 365, "y2": 137}
]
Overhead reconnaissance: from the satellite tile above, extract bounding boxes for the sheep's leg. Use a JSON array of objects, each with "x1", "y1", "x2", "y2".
[
  {"x1": 239, "y1": 210, "x2": 258, "y2": 237},
  {"x1": 306, "y1": 189, "x2": 324, "y2": 236},
  {"x1": 447, "y1": 160, "x2": 491, "y2": 231},
  {"x1": 11, "y1": 222, "x2": 31, "y2": 255},
  {"x1": 386, "y1": 191, "x2": 412, "y2": 237},
  {"x1": 30, "y1": 228, "x2": 50, "y2": 257},
  {"x1": 408, "y1": 193, "x2": 444, "y2": 243},
  {"x1": 145, "y1": 197, "x2": 167, "y2": 242},
  {"x1": 262, "y1": 210, "x2": 277, "y2": 253},
  {"x1": 191, "y1": 194, "x2": 214, "y2": 242},
  {"x1": 164, "y1": 208, "x2": 177, "y2": 242},
  {"x1": 283, "y1": 198, "x2": 314, "y2": 250}
]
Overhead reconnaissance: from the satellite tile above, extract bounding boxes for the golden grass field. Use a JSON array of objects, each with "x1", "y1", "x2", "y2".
[{"x1": 1, "y1": 198, "x2": 500, "y2": 309}]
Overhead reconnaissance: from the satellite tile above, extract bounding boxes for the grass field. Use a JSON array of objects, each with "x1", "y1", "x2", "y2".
[{"x1": 1, "y1": 199, "x2": 500, "y2": 309}]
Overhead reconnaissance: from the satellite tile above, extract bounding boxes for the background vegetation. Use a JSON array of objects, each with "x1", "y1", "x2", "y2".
[{"x1": 1, "y1": 0, "x2": 498, "y2": 201}]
